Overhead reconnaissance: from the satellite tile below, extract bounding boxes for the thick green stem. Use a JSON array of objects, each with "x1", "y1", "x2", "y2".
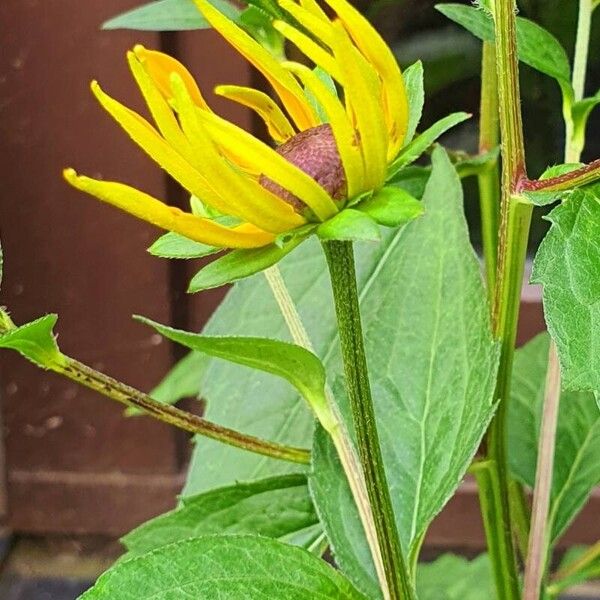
[
  {"x1": 478, "y1": 41, "x2": 501, "y2": 297},
  {"x1": 478, "y1": 1, "x2": 531, "y2": 597},
  {"x1": 57, "y1": 357, "x2": 311, "y2": 465},
  {"x1": 322, "y1": 240, "x2": 414, "y2": 600}
]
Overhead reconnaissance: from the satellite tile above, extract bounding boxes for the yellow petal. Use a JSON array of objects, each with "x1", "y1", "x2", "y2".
[
  {"x1": 284, "y1": 61, "x2": 364, "y2": 197},
  {"x1": 63, "y1": 169, "x2": 275, "y2": 248},
  {"x1": 214, "y1": 84, "x2": 296, "y2": 143},
  {"x1": 133, "y1": 45, "x2": 210, "y2": 110},
  {"x1": 278, "y1": 0, "x2": 334, "y2": 46},
  {"x1": 196, "y1": 106, "x2": 339, "y2": 221},
  {"x1": 91, "y1": 80, "x2": 239, "y2": 217},
  {"x1": 272, "y1": 20, "x2": 341, "y2": 83},
  {"x1": 331, "y1": 24, "x2": 388, "y2": 190},
  {"x1": 322, "y1": 0, "x2": 408, "y2": 158},
  {"x1": 299, "y1": 0, "x2": 330, "y2": 22},
  {"x1": 127, "y1": 51, "x2": 195, "y2": 164},
  {"x1": 171, "y1": 74, "x2": 306, "y2": 233},
  {"x1": 192, "y1": 0, "x2": 318, "y2": 131}
]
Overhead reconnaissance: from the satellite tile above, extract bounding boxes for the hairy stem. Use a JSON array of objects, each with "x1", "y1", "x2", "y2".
[
  {"x1": 478, "y1": 41, "x2": 501, "y2": 297},
  {"x1": 322, "y1": 241, "x2": 414, "y2": 600},
  {"x1": 58, "y1": 357, "x2": 311, "y2": 464},
  {"x1": 264, "y1": 266, "x2": 389, "y2": 598},
  {"x1": 478, "y1": 0, "x2": 533, "y2": 596}
]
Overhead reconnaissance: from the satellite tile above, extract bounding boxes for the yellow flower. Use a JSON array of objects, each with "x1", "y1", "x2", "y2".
[{"x1": 64, "y1": 0, "x2": 409, "y2": 250}]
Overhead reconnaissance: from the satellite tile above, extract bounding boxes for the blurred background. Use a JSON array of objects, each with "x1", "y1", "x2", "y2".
[{"x1": 0, "y1": 0, "x2": 598, "y2": 597}]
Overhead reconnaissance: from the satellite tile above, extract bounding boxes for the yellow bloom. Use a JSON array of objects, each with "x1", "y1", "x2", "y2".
[{"x1": 64, "y1": 0, "x2": 409, "y2": 250}]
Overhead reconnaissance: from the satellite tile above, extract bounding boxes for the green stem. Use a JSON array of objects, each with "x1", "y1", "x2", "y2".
[
  {"x1": 477, "y1": 41, "x2": 501, "y2": 297},
  {"x1": 264, "y1": 266, "x2": 389, "y2": 597},
  {"x1": 57, "y1": 357, "x2": 311, "y2": 465},
  {"x1": 322, "y1": 240, "x2": 414, "y2": 600},
  {"x1": 522, "y1": 158, "x2": 600, "y2": 192},
  {"x1": 508, "y1": 478, "x2": 531, "y2": 561},
  {"x1": 478, "y1": 1, "x2": 531, "y2": 597}
]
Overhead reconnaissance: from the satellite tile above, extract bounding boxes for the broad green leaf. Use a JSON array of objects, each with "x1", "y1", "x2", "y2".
[
  {"x1": 356, "y1": 187, "x2": 423, "y2": 227},
  {"x1": 416, "y1": 554, "x2": 495, "y2": 600},
  {"x1": 403, "y1": 61, "x2": 425, "y2": 145},
  {"x1": 531, "y1": 189, "x2": 600, "y2": 392},
  {"x1": 311, "y1": 148, "x2": 499, "y2": 595},
  {"x1": 122, "y1": 474, "x2": 319, "y2": 557},
  {"x1": 102, "y1": 0, "x2": 240, "y2": 31},
  {"x1": 81, "y1": 535, "x2": 366, "y2": 599},
  {"x1": 316, "y1": 209, "x2": 381, "y2": 242},
  {"x1": 148, "y1": 232, "x2": 219, "y2": 259},
  {"x1": 0, "y1": 314, "x2": 66, "y2": 369},
  {"x1": 137, "y1": 316, "x2": 332, "y2": 425},
  {"x1": 508, "y1": 333, "x2": 600, "y2": 542},
  {"x1": 189, "y1": 236, "x2": 305, "y2": 291},
  {"x1": 435, "y1": 4, "x2": 571, "y2": 84},
  {"x1": 387, "y1": 112, "x2": 471, "y2": 178}
]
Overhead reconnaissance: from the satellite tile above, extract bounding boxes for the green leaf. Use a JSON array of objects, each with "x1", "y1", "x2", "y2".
[
  {"x1": 137, "y1": 316, "x2": 333, "y2": 426},
  {"x1": 189, "y1": 236, "x2": 305, "y2": 291},
  {"x1": 0, "y1": 315, "x2": 66, "y2": 369},
  {"x1": 310, "y1": 147, "x2": 499, "y2": 595},
  {"x1": 416, "y1": 554, "x2": 495, "y2": 600},
  {"x1": 238, "y1": 5, "x2": 284, "y2": 57},
  {"x1": 122, "y1": 474, "x2": 319, "y2": 557},
  {"x1": 436, "y1": 4, "x2": 571, "y2": 84},
  {"x1": 317, "y1": 209, "x2": 381, "y2": 242},
  {"x1": 82, "y1": 535, "x2": 366, "y2": 599},
  {"x1": 403, "y1": 61, "x2": 425, "y2": 145},
  {"x1": 572, "y1": 89, "x2": 600, "y2": 148},
  {"x1": 552, "y1": 545, "x2": 600, "y2": 592},
  {"x1": 387, "y1": 112, "x2": 471, "y2": 178},
  {"x1": 356, "y1": 187, "x2": 423, "y2": 228},
  {"x1": 508, "y1": 333, "x2": 600, "y2": 541},
  {"x1": 148, "y1": 232, "x2": 220, "y2": 259},
  {"x1": 531, "y1": 189, "x2": 600, "y2": 392},
  {"x1": 103, "y1": 0, "x2": 240, "y2": 31}
]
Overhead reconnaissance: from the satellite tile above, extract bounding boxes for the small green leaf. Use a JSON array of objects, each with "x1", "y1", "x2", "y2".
[
  {"x1": 317, "y1": 209, "x2": 381, "y2": 242},
  {"x1": 552, "y1": 545, "x2": 600, "y2": 592},
  {"x1": 356, "y1": 187, "x2": 423, "y2": 228},
  {"x1": 508, "y1": 333, "x2": 600, "y2": 542},
  {"x1": 453, "y1": 147, "x2": 500, "y2": 178},
  {"x1": 572, "y1": 89, "x2": 600, "y2": 149},
  {"x1": 531, "y1": 189, "x2": 600, "y2": 392},
  {"x1": 122, "y1": 474, "x2": 319, "y2": 557},
  {"x1": 416, "y1": 554, "x2": 495, "y2": 600},
  {"x1": 103, "y1": 0, "x2": 240, "y2": 31},
  {"x1": 387, "y1": 112, "x2": 471, "y2": 178},
  {"x1": 137, "y1": 316, "x2": 334, "y2": 427},
  {"x1": 148, "y1": 232, "x2": 220, "y2": 259},
  {"x1": 189, "y1": 236, "x2": 305, "y2": 291},
  {"x1": 238, "y1": 5, "x2": 284, "y2": 57},
  {"x1": 0, "y1": 315, "x2": 66, "y2": 369},
  {"x1": 403, "y1": 61, "x2": 425, "y2": 145},
  {"x1": 82, "y1": 535, "x2": 366, "y2": 599},
  {"x1": 303, "y1": 67, "x2": 338, "y2": 123},
  {"x1": 387, "y1": 166, "x2": 431, "y2": 198}
]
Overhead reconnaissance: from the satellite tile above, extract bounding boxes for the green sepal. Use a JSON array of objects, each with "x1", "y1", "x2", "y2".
[
  {"x1": 303, "y1": 67, "x2": 338, "y2": 123},
  {"x1": 317, "y1": 209, "x2": 381, "y2": 242},
  {"x1": 148, "y1": 232, "x2": 220, "y2": 259},
  {"x1": 238, "y1": 5, "x2": 284, "y2": 57},
  {"x1": 402, "y1": 61, "x2": 424, "y2": 145},
  {"x1": 102, "y1": 0, "x2": 240, "y2": 31},
  {"x1": 0, "y1": 313, "x2": 66, "y2": 369},
  {"x1": 386, "y1": 112, "x2": 471, "y2": 178},
  {"x1": 188, "y1": 235, "x2": 305, "y2": 291},
  {"x1": 136, "y1": 316, "x2": 335, "y2": 430},
  {"x1": 356, "y1": 187, "x2": 423, "y2": 228}
]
